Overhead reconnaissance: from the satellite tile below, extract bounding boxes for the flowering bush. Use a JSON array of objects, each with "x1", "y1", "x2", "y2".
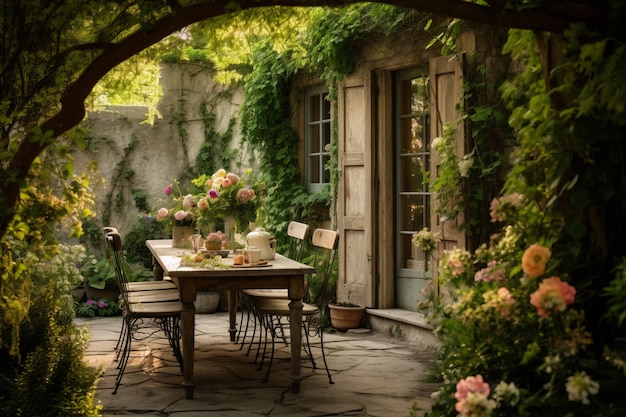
[
  {"x1": 75, "y1": 298, "x2": 120, "y2": 317},
  {"x1": 425, "y1": 236, "x2": 625, "y2": 416}
]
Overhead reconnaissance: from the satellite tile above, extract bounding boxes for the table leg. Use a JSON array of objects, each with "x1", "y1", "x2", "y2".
[
  {"x1": 228, "y1": 290, "x2": 237, "y2": 342},
  {"x1": 289, "y1": 297, "x2": 303, "y2": 393},
  {"x1": 152, "y1": 256, "x2": 164, "y2": 281},
  {"x1": 181, "y1": 301, "x2": 196, "y2": 399}
]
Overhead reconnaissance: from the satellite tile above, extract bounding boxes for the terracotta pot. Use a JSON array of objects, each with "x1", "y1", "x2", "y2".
[{"x1": 328, "y1": 303, "x2": 366, "y2": 330}]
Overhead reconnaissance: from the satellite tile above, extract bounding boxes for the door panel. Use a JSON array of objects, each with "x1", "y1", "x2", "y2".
[{"x1": 337, "y1": 72, "x2": 374, "y2": 306}]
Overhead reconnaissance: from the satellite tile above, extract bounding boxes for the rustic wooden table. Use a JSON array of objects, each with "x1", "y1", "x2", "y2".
[{"x1": 146, "y1": 239, "x2": 315, "y2": 399}]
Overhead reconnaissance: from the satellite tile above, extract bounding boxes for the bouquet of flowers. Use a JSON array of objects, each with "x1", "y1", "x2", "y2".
[
  {"x1": 190, "y1": 168, "x2": 260, "y2": 234},
  {"x1": 155, "y1": 168, "x2": 262, "y2": 238}
]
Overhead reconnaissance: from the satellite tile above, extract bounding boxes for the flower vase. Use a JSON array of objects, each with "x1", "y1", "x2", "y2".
[
  {"x1": 172, "y1": 225, "x2": 194, "y2": 248},
  {"x1": 224, "y1": 216, "x2": 246, "y2": 247}
]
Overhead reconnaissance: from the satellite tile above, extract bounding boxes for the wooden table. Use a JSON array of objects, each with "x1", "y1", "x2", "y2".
[{"x1": 146, "y1": 239, "x2": 315, "y2": 399}]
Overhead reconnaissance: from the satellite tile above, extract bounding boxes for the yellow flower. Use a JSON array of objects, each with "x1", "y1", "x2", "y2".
[{"x1": 521, "y1": 244, "x2": 551, "y2": 278}]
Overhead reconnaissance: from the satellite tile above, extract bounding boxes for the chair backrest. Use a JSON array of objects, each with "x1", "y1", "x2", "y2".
[
  {"x1": 105, "y1": 231, "x2": 132, "y2": 305},
  {"x1": 307, "y1": 229, "x2": 339, "y2": 307},
  {"x1": 286, "y1": 221, "x2": 309, "y2": 262}
]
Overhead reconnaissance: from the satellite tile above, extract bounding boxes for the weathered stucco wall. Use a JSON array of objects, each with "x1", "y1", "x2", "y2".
[{"x1": 75, "y1": 63, "x2": 245, "y2": 235}]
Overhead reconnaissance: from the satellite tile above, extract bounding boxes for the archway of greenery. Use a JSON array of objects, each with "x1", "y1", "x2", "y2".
[{"x1": 1, "y1": 1, "x2": 625, "y2": 416}]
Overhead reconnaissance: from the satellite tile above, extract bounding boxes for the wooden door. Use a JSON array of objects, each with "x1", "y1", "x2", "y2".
[{"x1": 337, "y1": 70, "x2": 374, "y2": 307}]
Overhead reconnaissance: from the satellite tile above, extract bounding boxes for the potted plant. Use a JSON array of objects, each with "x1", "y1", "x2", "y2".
[
  {"x1": 328, "y1": 301, "x2": 366, "y2": 330},
  {"x1": 328, "y1": 288, "x2": 366, "y2": 330},
  {"x1": 81, "y1": 254, "x2": 120, "y2": 300}
]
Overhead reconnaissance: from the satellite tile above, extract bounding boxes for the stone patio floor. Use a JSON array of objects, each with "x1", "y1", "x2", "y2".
[{"x1": 78, "y1": 312, "x2": 441, "y2": 417}]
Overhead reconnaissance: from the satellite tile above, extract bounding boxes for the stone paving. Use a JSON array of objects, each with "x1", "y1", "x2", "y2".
[{"x1": 78, "y1": 312, "x2": 441, "y2": 417}]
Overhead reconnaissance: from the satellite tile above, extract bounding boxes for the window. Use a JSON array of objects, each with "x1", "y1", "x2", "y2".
[
  {"x1": 305, "y1": 85, "x2": 331, "y2": 193},
  {"x1": 394, "y1": 67, "x2": 430, "y2": 309}
]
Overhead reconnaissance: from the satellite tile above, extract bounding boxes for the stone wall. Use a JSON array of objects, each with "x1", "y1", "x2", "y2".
[{"x1": 75, "y1": 62, "x2": 245, "y2": 236}]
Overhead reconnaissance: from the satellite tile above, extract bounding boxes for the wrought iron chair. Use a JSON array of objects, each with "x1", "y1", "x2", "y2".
[
  {"x1": 103, "y1": 227, "x2": 179, "y2": 358},
  {"x1": 236, "y1": 221, "x2": 310, "y2": 358},
  {"x1": 105, "y1": 231, "x2": 184, "y2": 394},
  {"x1": 254, "y1": 228, "x2": 338, "y2": 383}
]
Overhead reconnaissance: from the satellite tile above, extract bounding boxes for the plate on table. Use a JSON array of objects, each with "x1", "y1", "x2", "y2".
[
  {"x1": 200, "y1": 249, "x2": 230, "y2": 258},
  {"x1": 231, "y1": 261, "x2": 272, "y2": 268}
]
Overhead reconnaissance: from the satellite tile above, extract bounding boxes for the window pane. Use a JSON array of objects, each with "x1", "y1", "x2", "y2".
[
  {"x1": 399, "y1": 156, "x2": 424, "y2": 192},
  {"x1": 309, "y1": 155, "x2": 320, "y2": 183},
  {"x1": 322, "y1": 96, "x2": 331, "y2": 119},
  {"x1": 399, "y1": 117, "x2": 424, "y2": 153},
  {"x1": 309, "y1": 94, "x2": 320, "y2": 122},
  {"x1": 322, "y1": 155, "x2": 331, "y2": 183},
  {"x1": 323, "y1": 122, "x2": 331, "y2": 149},
  {"x1": 399, "y1": 194, "x2": 426, "y2": 231},
  {"x1": 308, "y1": 124, "x2": 320, "y2": 153}
]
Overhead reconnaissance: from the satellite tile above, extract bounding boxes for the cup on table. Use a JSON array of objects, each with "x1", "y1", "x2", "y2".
[
  {"x1": 243, "y1": 246, "x2": 261, "y2": 264},
  {"x1": 190, "y1": 234, "x2": 202, "y2": 252}
]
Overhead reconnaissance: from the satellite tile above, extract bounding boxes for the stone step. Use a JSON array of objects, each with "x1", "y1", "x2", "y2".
[{"x1": 364, "y1": 308, "x2": 440, "y2": 347}]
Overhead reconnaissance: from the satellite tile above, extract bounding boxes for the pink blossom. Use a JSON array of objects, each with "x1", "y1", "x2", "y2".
[
  {"x1": 222, "y1": 177, "x2": 232, "y2": 187},
  {"x1": 156, "y1": 207, "x2": 168, "y2": 220},
  {"x1": 98, "y1": 300, "x2": 106, "y2": 308},
  {"x1": 455, "y1": 375, "x2": 491, "y2": 413},
  {"x1": 86, "y1": 299, "x2": 95, "y2": 306},
  {"x1": 174, "y1": 210, "x2": 188, "y2": 221},
  {"x1": 530, "y1": 276, "x2": 576, "y2": 317},
  {"x1": 237, "y1": 188, "x2": 254, "y2": 203},
  {"x1": 474, "y1": 260, "x2": 506, "y2": 283},
  {"x1": 497, "y1": 287, "x2": 515, "y2": 316},
  {"x1": 226, "y1": 173, "x2": 240, "y2": 184},
  {"x1": 182, "y1": 194, "x2": 195, "y2": 209},
  {"x1": 449, "y1": 259, "x2": 465, "y2": 277},
  {"x1": 205, "y1": 178, "x2": 213, "y2": 187},
  {"x1": 455, "y1": 375, "x2": 490, "y2": 400},
  {"x1": 208, "y1": 189, "x2": 219, "y2": 199},
  {"x1": 489, "y1": 198, "x2": 502, "y2": 222},
  {"x1": 164, "y1": 184, "x2": 173, "y2": 196}
]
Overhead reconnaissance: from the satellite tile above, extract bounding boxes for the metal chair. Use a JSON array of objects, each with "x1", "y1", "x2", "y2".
[
  {"x1": 103, "y1": 227, "x2": 179, "y2": 358},
  {"x1": 236, "y1": 221, "x2": 310, "y2": 358},
  {"x1": 255, "y1": 228, "x2": 338, "y2": 383},
  {"x1": 105, "y1": 231, "x2": 184, "y2": 394}
]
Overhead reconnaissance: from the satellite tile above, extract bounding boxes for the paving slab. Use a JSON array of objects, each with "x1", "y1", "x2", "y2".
[{"x1": 77, "y1": 312, "x2": 440, "y2": 417}]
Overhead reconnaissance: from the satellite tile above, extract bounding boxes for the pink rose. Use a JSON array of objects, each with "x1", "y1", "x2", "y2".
[
  {"x1": 164, "y1": 184, "x2": 173, "y2": 196},
  {"x1": 156, "y1": 207, "x2": 168, "y2": 220},
  {"x1": 530, "y1": 276, "x2": 576, "y2": 317},
  {"x1": 174, "y1": 210, "x2": 188, "y2": 221},
  {"x1": 222, "y1": 177, "x2": 232, "y2": 187},
  {"x1": 208, "y1": 189, "x2": 219, "y2": 199},
  {"x1": 98, "y1": 300, "x2": 106, "y2": 308},
  {"x1": 226, "y1": 173, "x2": 240, "y2": 184},
  {"x1": 182, "y1": 194, "x2": 195, "y2": 209},
  {"x1": 236, "y1": 188, "x2": 254, "y2": 203},
  {"x1": 197, "y1": 198, "x2": 208, "y2": 210}
]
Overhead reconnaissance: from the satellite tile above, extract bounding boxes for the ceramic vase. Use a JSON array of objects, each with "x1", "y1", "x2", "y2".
[{"x1": 172, "y1": 225, "x2": 194, "y2": 248}]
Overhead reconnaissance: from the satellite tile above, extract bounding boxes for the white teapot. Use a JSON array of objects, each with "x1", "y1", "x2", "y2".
[{"x1": 245, "y1": 227, "x2": 276, "y2": 260}]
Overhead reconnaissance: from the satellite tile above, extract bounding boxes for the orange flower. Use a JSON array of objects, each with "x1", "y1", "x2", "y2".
[{"x1": 521, "y1": 244, "x2": 551, "y2": 278}]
